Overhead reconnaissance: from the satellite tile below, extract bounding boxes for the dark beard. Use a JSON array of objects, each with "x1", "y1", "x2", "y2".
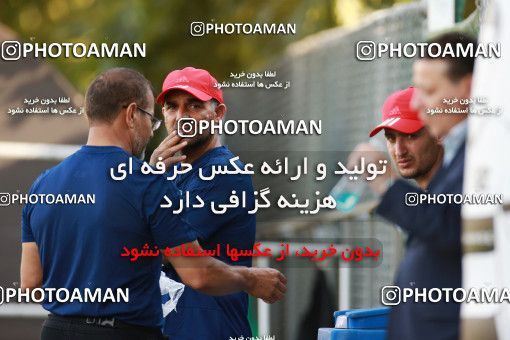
[
  {"x1": 182, "y1": 133, "x2": 213, "y2": 156},
  {"x1": 400, "y1": 163, "x2": 433, "y2": 180}
]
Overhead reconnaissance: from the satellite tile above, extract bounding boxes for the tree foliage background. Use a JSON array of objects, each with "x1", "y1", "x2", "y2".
[
  {"x1": 0, "y1": 0, "x2": 413, "y2": 152},
  {"x1": 1, "y1": 0, "x2": 413, "y2": 92}
]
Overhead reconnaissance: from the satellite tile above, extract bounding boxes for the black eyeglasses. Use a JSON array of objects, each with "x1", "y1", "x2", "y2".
[{"x1": 137, "y1": 106, "x2": 161, "y2": 131}]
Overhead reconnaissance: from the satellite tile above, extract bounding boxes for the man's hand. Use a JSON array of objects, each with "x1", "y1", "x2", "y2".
[
  {"x1": 150, "y1": 130, "x2": 187, "y2": 170},
  {"x1": 246, "y1": 267, "x2": 287, "y2": 304}
]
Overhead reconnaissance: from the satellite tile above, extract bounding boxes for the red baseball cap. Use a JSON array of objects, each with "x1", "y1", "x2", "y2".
[
  {"x1": 156, "y1": 67, "x2": 224, "y2": 105},
  {"x1": 369, "y1": 87, "x2": 424, "y2": 137}
]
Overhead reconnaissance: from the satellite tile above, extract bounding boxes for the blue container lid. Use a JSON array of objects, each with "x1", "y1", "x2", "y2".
[
  {"x1": 333, "y1": 307, "x2": 390, "y2": 329},
  {"x1": 318, "y1": 328, "x2": 387, "y2": 340}
]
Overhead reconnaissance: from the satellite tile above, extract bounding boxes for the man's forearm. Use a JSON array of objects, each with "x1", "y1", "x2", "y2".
[
  {"x1": 168, "y1": 241, "x2": 286, "y2": 302},
  {"x1": 195, "y1": 259, "x2": 254, "y2": 295},
  {"x1": 168, "y1": 241, "x2": 254, "y2": 295}
]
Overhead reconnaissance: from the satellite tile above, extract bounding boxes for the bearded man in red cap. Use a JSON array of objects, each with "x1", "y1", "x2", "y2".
[
  {"x1": 151, "y1": 67, "x2": 259, "y2": 339},
  {"x1": 368, "y1": 86, "x2": 444, "y2": 190},
  {"x1": 352, "y1": 85, "x2": 461, "y2": 340},
  {"x1": 351, "y1": 82, "x2": 465, "y2": 340},
  {"x1": 373, "y1": 32, "x2": 475, "y2": 340}
]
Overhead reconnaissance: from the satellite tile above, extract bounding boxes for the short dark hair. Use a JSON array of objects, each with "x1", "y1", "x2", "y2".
[
  {"x1": 85, "y1": 68, "x2": 153, "y2": 123},
  {"x1": 422, "y1": 32, "x2": 477, "y2": 82}
]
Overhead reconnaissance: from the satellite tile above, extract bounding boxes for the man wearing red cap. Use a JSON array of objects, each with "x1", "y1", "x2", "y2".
[
  {"x1": 372, "y1": 33, "x2": 476, "y2": 340},
  {"x1": 363, "y1": 86, "x2": 458, "y2": 340},
  {"x1": 369, "y1": 87, "x2": 443, "y2": 190},
  {"x1": 19, "y1": 68, "x2": 286, "y2": 340},
  {"x1": 152, "y1": 67, "x2": 258, "y2": 339},
  {"x1": 368, "y1": 86, "x2": 444, "y2": 190}
]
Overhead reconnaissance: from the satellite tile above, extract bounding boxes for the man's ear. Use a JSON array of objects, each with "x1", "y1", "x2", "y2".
[
  {"x1": 214, "y1": 103, "x2": 226, "y2": 121},
  {"x1": 125, "y1": 102, "x2": 137, "y2": 129}
]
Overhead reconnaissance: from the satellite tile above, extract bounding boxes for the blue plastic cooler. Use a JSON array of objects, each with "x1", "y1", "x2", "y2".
[{"x1": 317, "y1": 307, "x2": 390, "y2": 340}]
